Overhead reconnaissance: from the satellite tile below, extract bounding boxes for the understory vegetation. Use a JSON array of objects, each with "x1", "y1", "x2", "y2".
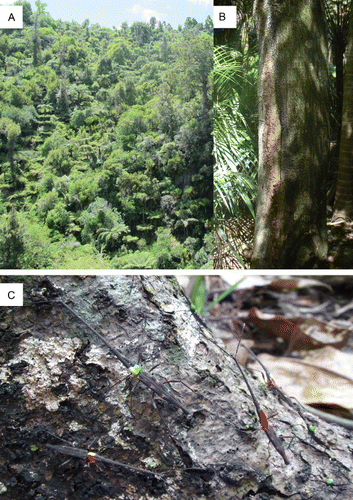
[{"x1": 0, "y1": 1, "x2": 213, "y2": 269}]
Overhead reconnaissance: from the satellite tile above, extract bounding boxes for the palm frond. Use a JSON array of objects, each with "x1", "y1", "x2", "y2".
[{"x1": 214, "y1": 39, "x2": 258, "y2": 267}]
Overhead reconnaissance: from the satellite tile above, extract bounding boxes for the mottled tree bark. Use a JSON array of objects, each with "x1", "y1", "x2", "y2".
[
  {"x1": 252, "y1": 0, "x2": 330, "y2": 268},
  {"x1": 1, "y1": 275, "x2": 353, "y2": 499}
]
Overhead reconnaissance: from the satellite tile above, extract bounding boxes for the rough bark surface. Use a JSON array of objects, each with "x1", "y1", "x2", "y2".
[
  {"x1": 1, "y1": 275, "x2": 353, "y2": 499},
  {"x1": 252, "y1": 0, "x2": 330, "y2": 269}
]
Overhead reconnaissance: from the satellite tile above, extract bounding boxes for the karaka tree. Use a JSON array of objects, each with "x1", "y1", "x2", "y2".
[{"x1": 252, "y1": 0, "x2": 330, "y2": 268}]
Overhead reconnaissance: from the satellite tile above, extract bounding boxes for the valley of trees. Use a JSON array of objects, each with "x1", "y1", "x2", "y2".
[
  {"x1": 0, "y1": 1, "x2": 213, "y2": 269},
  {"x1": 214, "y1": 0, "x2": 353, "y2": 269}
]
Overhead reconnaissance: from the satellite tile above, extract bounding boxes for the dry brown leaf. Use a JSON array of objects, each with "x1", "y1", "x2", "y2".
[
  {"x1": 268, "y1": 278, "x2": 333, "y2": 292},
  {"x1": 249, "y1": 347, "x2": 353, "y2": 414},
  {"x1": 247, "y1": 307, "x2": 349, "y2": 350}
]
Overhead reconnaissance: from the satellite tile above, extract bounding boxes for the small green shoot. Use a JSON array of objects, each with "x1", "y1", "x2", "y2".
[
  {"x1": 308, "y1": 425, "x2": 316, "y2": 434},
  {"x1": 189, "y1": 276, "x2": 206, "y2": 314},
  {"x1": 129, "y1": 365, "x2": 144, "y2": 378},
  {"x1": 326, "y1": 479, "x2": 334, "y2": 487},
  {"x1": 190, "y1": 277, "x2": 245, "y2": 315},
  {"x1": 30, "y1": 444, "x2": 39, "y2": 452}
]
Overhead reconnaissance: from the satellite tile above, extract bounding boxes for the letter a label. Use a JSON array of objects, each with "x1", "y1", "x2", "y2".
[{"x1": 0, "y1": 6, "x2": 23, "y2": 29}]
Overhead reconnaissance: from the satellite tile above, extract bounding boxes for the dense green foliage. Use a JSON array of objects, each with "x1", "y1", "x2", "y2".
[
  {"x1": 214, "y1": 21, "x2": 258, "y2": 267},
  {"x1": 214, "y1": 40, "x2": 258, "y2": 222},
  {"x1": 0, "y1": 1, "x2": 213, "y2": 269}
]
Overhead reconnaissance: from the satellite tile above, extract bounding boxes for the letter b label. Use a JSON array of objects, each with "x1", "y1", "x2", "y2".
[{"x1": 214, "y1": 6, "x2": 237, "y2": 29}]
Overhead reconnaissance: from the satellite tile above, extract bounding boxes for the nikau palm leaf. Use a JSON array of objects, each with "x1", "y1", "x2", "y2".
[{"x1": 214, "y1": 41, "x2": 258, "y2": 268}]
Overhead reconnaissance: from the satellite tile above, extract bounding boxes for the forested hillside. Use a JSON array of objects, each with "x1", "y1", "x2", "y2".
[{"x1": 0, "y1": 1, "x2": 213, "y2": 269}]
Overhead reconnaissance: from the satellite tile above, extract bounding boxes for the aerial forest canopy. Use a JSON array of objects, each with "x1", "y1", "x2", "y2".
[
  {"x1": 214, "y1": 0, "x2": 353, "y2": 270},
  {"x1": 0, "y1": 1, "x2": 213, "y2": 269}
]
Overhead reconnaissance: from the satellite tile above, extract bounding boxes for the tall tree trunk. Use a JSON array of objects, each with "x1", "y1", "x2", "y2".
[
  {"x1": 32, "y1": 17, "x2": 39, "y2": 67},
  {"x1": 7, "y1": 138, "x2": 15, "y2": 178},
  {"x1": 333, "y1": 29, "x2": 344, "y2": 148},
  {"x1": 332, "y1": 6, "x2": 353, "y2": 221},
  {"x1": 202, "y1": 76, "x2": 208, "y2": 114},
  {"x1": 252, "y1": 0, "x2": 330, "y2": 269}
]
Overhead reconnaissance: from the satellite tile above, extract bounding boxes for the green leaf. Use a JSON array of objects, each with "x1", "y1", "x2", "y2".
[
  {"x1": 202, "y1": 278, "x2": 245, "y2": 314},
  {"x1": 190, "y1": 276, "x2": 206, "y2": 314}
]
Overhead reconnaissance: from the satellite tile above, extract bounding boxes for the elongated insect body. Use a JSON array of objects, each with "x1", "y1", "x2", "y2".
[
  {"x1": 46, "y1": 444, "x2": 162, "y2": 477},
  {"x1": 59, "y1": 300, "x2": 190, "y2": 415},
  {"x1": 264, "y1": 426, "x2": 290, "y2": 465},
  {"x1": 139, "y1": 370, "x2": 190, "y2": 415},
  {"x1": 233, "y1": 341, "x2": 289, "y2": 465}
]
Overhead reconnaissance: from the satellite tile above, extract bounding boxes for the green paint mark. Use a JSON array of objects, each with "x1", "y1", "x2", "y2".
[{"x1": 129, "y1": 364, "x2": 143, "y2": 377}]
